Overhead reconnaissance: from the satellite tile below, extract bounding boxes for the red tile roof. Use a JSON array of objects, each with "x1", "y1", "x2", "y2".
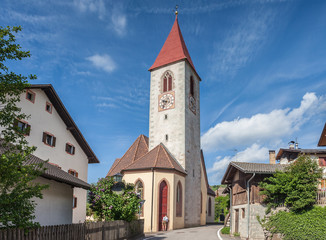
[
  {"x1": 122, "y1": 144, "x2": 186, "y2": 175},
  {"x1": 107, "y1": 134, "x2": 148, "y2": 176},
  {"x1": 107, "y1": 135, "x2": 186, "y2": 176},
  {"x1": 149, "y1": 16, "x2": 197, "y2": 76}
]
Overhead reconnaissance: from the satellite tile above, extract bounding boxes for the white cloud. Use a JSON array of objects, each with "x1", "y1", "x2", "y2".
[
  {"x1": 202, "y1": 92, "x2": 325, "y2": 152},
  {"x1": 73, "y1": 0, "x2": 105, "y2": 19},
  {"x1": 87, "y1": 54, "x2": 116, "y2": 73},
  {"x1": 209, "y1": 143, "x2": 268, "y2": 173},
  {"x1": 208, "y1": 144, "x2": 268, "y2": 183},
  {"x1": 111, "y1": 10, "x2": 127, "y2": 36}
]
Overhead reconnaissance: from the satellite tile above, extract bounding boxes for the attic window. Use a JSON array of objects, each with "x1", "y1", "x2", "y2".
[
  {"x1": 45, "y1": 102, "x2": 52, "y2": 114},
  {"x1": 26, "y1": 90, "x2": 35, "y2": 103}
]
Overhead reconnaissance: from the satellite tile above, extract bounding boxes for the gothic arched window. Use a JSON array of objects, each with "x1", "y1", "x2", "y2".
[
  {"x1": 162, "y1": 71, "x2": 173, "y2": 93},
  {"x1": 208, "y1": 197, "x2": 212, "y2": 216},
  {"x1": 135, "y1": 180, "x2": 144, "y2": 216},
  {"x1": 190, "y1": 76, "x2": 195, "y2": 96},
  {"x1": 176, "y1": 181, "x2": 182, "y2": 217}
]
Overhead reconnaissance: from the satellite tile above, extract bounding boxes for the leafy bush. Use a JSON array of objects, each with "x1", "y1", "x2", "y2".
[
  {"x1": 215, "y1": 195, "x2": 229, "y2": 222},
  {"x1": 260, "y1": 206, "x2": 326, "y2": 240},
  {"x1": 234, "y1": 232, "x2": 240, "y2": 237},
  {"x1": 221, "y1": 226, "x2": 230, "y2": 234},
  {"x1": 260, "y1": 155, "x2": 322, "y2": 213},
  {"x1": 88, "y1": 177, "x2": 140, "y2": 222}
]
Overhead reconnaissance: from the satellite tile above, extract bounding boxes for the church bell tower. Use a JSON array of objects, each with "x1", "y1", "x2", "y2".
[{"x1": 148, "y1": 13, "x2": 202, "y2": 227}]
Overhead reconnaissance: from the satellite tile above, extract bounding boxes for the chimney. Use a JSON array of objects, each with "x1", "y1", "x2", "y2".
[{"x1": 269, "y1": 150, "x2": 276, "y2": 164}]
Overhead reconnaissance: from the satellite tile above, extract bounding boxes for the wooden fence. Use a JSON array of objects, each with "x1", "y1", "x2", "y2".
[{"x1": 0, "y1": 220, "x2": 144, "y2": 240}]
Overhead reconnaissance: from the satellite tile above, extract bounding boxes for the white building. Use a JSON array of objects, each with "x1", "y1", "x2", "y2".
[{"x1": 2, "y1": 84, "x2": 99, "y2": 225}]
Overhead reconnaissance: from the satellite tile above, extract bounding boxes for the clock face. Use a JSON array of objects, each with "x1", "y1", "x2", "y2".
[
  {"x1": 189, "y1": 95, "x2": 196, "y2": 114},
  {"x1": 159, "y1": 92, "x2": 175, "y2": 111}
]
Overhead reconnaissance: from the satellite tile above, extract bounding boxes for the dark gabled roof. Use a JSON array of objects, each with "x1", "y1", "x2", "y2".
[
  {"x1": 207, "y1": 187, "x2": 216, "y2": 196},
  {"x1": 276, "y1": 148, "x2": 326, "y2": 160},
  {"x1": 318, "y1": 123, "x2": 326, "y2": 146},
  {"x1": 25, "y1": 155, "x2": 91, "y2": 189},
  {"x1": 0, "y1": 144, "x2": 90, "y2": 189},
  {"x1": 221, "y1": 162, "x2": 286, "y2": 184},
  {"x1": 28, "y1": 84, "x2": 99, "y2": 164}
]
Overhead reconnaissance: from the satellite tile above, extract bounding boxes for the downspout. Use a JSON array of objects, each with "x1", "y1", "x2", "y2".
[
  {"x1": 228, "y1": 185, "x2": 232, "y2": 233},
  {"x1": 151, "y1": 168, "x2": 154, "y2": 232},
  {"x1": 247, "y1": 173, "x2": 255, "y2": 240}
]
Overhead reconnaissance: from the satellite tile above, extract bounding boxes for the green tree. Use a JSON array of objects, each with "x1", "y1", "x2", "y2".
[
  {"x1": 215, "y1": 195, "x2": 230, "y2": 222},
  {"x1": 0, "y1": 26, "x2": 48, "y2": 229},
  {"x1": 89, "y1": 177, "x2": 140, "y2": 222},
  {"x1": 260, "y1": 155, "x2": 322, "y2": 213}
]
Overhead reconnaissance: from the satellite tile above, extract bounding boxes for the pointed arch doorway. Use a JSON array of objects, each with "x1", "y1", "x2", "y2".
[{"x1": 158, "y1": 180, "x2": 168, "y2": 231}]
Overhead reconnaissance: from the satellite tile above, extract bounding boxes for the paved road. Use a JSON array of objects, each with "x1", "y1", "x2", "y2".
[{"x1": 139, "y1": 224, "x2": 240, "y2": 240}]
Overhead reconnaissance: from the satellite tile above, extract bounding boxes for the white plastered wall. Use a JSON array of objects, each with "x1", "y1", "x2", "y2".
[
  {"x1": 32, "y1": 177, "x2": 73, "y2": 226},
  {"x1": 11, "y1": 89, "x2": 89, "y2": 223}
]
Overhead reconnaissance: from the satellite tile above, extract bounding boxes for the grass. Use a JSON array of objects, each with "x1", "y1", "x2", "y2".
[{"x1": 221, "y1": 227, "x2": 230, "y2": 234}]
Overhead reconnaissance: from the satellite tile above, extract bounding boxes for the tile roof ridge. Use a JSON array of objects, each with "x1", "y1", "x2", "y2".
[
  {"x1": 160, "y1": 143, "x2": 174, "y2": 168},
  {"x1": 132, "y1": 135, "x2": 142, "y2": 163},
  {"x1": 140, "y1": 134, "x2": 149, "y2": 148},
  {"x1": 108, "y1": 135, "x2": 141, "y2": 175},
  {"x1": 160, "y1": 143, "x2": 185, "y2": 172},
  {"x1": 154, "y1": 144, "x2": 161, "y2": 167}
]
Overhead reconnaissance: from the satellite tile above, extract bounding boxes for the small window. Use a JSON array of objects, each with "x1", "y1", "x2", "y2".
[
  {"x1": 164, "y1": 114, "x2": 168, "y2": 120},
  {"x1": 73, "y1": 196, "x2": 77, "y2": 209},
  {"x1": 14, "y1": 119, "x2": 31, "y2": 136},
  {"x1": 208, "y1": 197, "x2": 212, "y2": 216},
  {"x1": 68, "y1": 169, "x2": 78, "y2": 178},
  {"x1": 42, "y1": 132, "x2": 56, "y2": 147},
  {"x1": 26, "y1": 90, "x2": 35, "y2": 103},
  {"x1": 45, "y1": 102, "x2": 52, "y2": 114},
  {"x1": 165, "y1": 134, "x2": 168, "y2": 141},
  {"x1": 66, "y1": 143, "x2": 75, "y2": 155},
  {"x1": 242, "y1": 208, "x2": 245, "y2": 218},
  {"x1": 190, "y1": 76, "x2": 194, "y2": 96},
  {"x1": 162, "y1": 71, "x2": 173, "y2": 93}
]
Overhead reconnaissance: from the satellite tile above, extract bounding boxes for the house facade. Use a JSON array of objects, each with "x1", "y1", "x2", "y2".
[
  {"x1": 2, "y1": 84, "x2": 99, "y2": 225},
  {"x1": 221, "y1": 162, "x2": 285, "y2": 240},
  {"x1": 107, "y1": 14, "x2": 215, "y2": 232}
]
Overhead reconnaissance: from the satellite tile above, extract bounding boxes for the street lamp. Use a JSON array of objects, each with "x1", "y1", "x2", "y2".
[
  {"x1": 112, "y1": 173, "x2": 124, "y2": 194},
  {"x1": 113, "y1": 173, "x2": 123, "y2": 183}
]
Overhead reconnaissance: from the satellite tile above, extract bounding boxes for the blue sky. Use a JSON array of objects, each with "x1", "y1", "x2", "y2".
[{"x1": 2, "y1": 0, "x2": 326, "y2": 184}]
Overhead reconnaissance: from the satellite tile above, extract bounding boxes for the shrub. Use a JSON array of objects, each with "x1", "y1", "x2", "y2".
[
  {"x1": 259, "y1": 206, "x2": 326, "y2": 240},
  {"x1": 221, "y1": 226, "x2": 230, "y2": 234},
  {"x1": 88, "y1": 177, "x2": 140, "y2": 222}
]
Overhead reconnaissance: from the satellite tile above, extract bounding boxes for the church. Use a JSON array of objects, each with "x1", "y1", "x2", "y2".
[{"x1": 107, "y1": 12, "x2": 215, "y2": 232}]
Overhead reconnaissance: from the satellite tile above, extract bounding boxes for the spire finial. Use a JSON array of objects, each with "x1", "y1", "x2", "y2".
[{"x1": 175, "y1": 5, "x2": 178, "y2": 16}]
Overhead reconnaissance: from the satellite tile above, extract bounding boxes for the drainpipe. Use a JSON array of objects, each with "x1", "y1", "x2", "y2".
[
  {"x1": 228, "y1": 185, "x2": 232, "y2": 233},
  {"x1": 247, "y1": 173, "x2": 255, "y2": 240},
  {"x1": 150, "y1": 168, "x2": 154, "y2": 232}
]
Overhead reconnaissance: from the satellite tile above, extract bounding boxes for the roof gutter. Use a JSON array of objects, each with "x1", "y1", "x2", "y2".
[{"x1": 247, "y1": 173, "x2": 255, "y2": 239}]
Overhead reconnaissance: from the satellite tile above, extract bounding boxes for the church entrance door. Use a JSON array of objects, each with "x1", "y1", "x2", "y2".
[{"x1": 159, "y1": 180, "x2": 168, "y2": 231}]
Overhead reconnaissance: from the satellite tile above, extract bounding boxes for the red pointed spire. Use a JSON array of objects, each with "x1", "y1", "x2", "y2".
[{"x1": 149, "y1": 16, "x2": 197, "y2": 74}]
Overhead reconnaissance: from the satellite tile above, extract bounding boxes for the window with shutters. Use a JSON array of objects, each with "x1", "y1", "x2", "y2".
[
  {"x1": 66, "y1": 143, "x2": 75, "y2": 155},
  {"x1": 42, "y1": 132, "x2": 56, "y2": 147},
  {"x1": 26, "y1": 89, "x2": 36, "y2": 103},
  {"x1": 176, "y1": 181, "x2": 182, "y2": 217},
  {"x1": 319, "y1": 157, "x2": 326, "y2": 167},
  {"x1": 73, "y1": 196, "x2": 77, "y2": 209},
  {"x1": 68, "y1": 169, "x2": 78, "y2": 178},
  {"x1": 13, "y1": 119, "x2": 31, "y2": 136},
  {"x1": 45, "y1": 102, "x2": 52, "y2": 114},
  {"x1": 161, "y1": 71, "x2": 173, "y2": 93}
]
